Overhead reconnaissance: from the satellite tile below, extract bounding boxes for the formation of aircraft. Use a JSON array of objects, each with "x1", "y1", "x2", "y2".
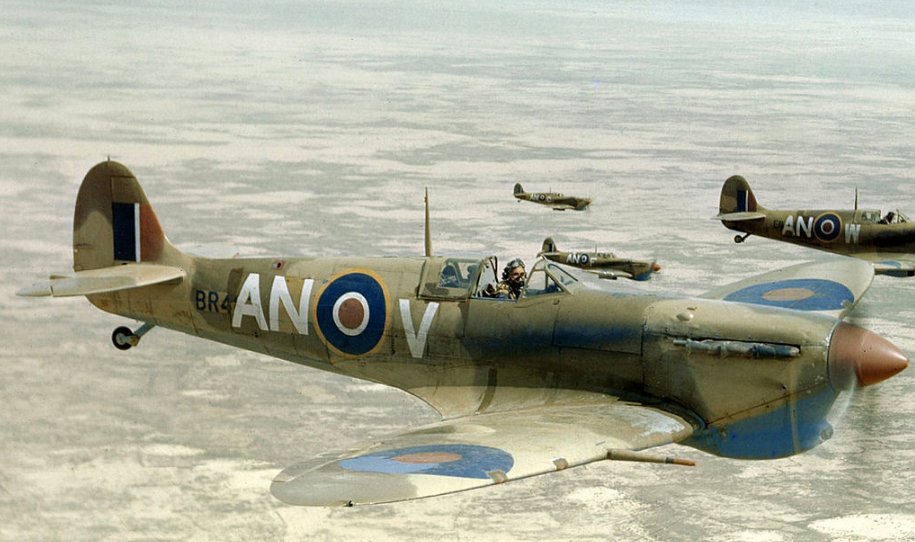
[
  {"x1": 716, "y1": 175, "x2": 915, "y2": 277},
  {"x1": 20, "y1": 161, "x2": 908, "y2": 506},
  {"x1": 539, "y1": 237, "x2": 661, "y2": 281},
  {"x1": 513, "y1": 182, "x2": 592, "y2": 211}
]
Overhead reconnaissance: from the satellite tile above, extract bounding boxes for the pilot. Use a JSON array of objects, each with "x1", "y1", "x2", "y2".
[{"x1": 486, "y1": 258, "x2": 526, "y2": 300}]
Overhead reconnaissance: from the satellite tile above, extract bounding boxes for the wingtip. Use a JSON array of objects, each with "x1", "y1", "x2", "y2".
[{"x1": 16, "y1": 282, "x2": 52, "y2": 297}]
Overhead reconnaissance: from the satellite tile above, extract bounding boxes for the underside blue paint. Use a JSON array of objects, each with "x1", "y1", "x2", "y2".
[{"x1": 684, "y1": 386, "x2": 839, "y2": 459}]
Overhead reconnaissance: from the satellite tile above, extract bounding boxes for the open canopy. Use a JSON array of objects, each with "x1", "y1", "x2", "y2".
[{"x1": 418, "y1": 256, "x2": 580, "y2": 301}]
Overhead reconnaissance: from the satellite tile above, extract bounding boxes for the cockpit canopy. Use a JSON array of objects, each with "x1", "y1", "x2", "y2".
[
  {"x1": 419, "y1": 256, "x2": 578, "y2": 301},
  {"x1": 858, "y1": 209, "x2": 910, "y2": 224},
  {"x1": 881, "y1": 210, "x2": 910, "y2": 224}
]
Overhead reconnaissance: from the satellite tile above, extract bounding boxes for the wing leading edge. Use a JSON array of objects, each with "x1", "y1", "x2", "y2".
[{"x1": 271, "y1": 395, "x2": 694, "y2": 506}]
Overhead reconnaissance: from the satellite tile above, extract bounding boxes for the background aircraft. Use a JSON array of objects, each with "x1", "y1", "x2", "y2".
[
  {"x1": 539, "y1": 237, "x2": 660, "y2": 280},
  {"x1": 20, "y1": 161, "x2": 907, "y2": 506},
  {"x1": 717, "y1": 175, "x2": 915, "y2": 276},
  {"x1": 513, "y1": 182, "x2": 592, "y2": 211}
]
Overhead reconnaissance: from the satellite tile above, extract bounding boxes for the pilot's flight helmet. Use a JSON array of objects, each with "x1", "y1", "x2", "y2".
[{"x1": 502, "y1": 258, "x2": 526, "y2": 280}]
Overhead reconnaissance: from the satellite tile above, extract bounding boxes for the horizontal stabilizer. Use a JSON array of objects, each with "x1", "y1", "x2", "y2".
[
  {"x1": 700, "y1": 258, "x2": 873, "y2": 318},
  {"x1": 17, "y1": 263, "x2": 185, "y2": 297},
  {"x1": 714, "y1": 211, "x2": 766, "y2": 222},
  {"x1": 271, "y1": 394, "x2": 694, "y2": 506}
]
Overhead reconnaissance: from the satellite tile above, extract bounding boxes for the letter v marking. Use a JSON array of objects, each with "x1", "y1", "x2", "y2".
[{"x1": 399, "y1": 299, "x2": 439, "y2": 359}]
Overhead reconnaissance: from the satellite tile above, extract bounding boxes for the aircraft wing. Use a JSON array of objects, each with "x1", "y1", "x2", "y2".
[
  {"x1": 271, "y1": 395, "x2": 694, "y2": 506},
  {"x1": 16, "y1": 263, "x2": 185, "y2": 297},
  {"x1": 852, "y1": 254, "x2": 915, "y2": 278},
  {"x1": 699, "y1": 258, "x2": 874, "y2": 318},
  {"x1": 714, "y1": 211, "x2": 766, "y2": 221}
]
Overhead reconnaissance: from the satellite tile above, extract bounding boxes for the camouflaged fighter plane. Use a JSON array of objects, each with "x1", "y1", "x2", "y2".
[
  {"x1": 539, "y1": 237, "x2": 661, "y2": 281},
  {"x1": 19, "y1": 161, "x2": 908, "y2": 507},
  {"x1": 717, "y1": 175, "x2": 915, "y2": 277},
  {"x1": 513, "y1": 182, "x2": 592, "y2": 211}
]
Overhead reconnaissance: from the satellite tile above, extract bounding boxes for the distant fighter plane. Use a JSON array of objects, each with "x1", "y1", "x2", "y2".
[
  {"x1": 717, "y1": 175, "x2": 915, "y2": 277},
  {"x1": 20, "y1": 161, "x2": 907, "y2": 506},
  {"x1": 514, "y1": 182, "x2": 592, "y2": 211},
  {"x1": 539, "y1": 237, "x2": 661, "y2": 281}
]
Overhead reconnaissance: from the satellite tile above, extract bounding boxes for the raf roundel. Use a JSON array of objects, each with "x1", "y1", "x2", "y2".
[
  {"x1": 314, "y1": 270, "x2": 391, "y2": 357},
  {"x1": 338, "y1": 444, "x2": 515, "y2": 480},
  {"x1": 814, "y1": 212, "x2": 842, "y2": 242},
  {"x1": 724, "y1": 278, "x2": 855, "y2": 311}
]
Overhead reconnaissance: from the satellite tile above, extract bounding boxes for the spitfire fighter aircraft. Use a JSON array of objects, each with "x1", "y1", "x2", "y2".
[
  {"x1": 20, "y1": 161, "x2": 908, "y2": 506},
  {"x1": 513, "y1": 182, "x2": 592, "y2": 211},
  {"x1": 539, "y1": 237, "x2": 661, "y2": 281},
  {"x1": 717, "y1": 175, "x2": 915, "y2": 277}
]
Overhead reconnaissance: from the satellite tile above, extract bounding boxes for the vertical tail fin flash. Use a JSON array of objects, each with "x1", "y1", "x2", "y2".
[
  {"x1": 73, "y1": 160, "x2": 181, "y2": 271},
  {"x1": 719, "y1": 175, "x2": 763, "y2": 215},
  {"x1": 514, "y1": 183, "x2": 524, "y2": 196}
]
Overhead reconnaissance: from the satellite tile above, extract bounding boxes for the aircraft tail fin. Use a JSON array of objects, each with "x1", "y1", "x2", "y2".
[
  {"x1": 719, "y1": 175, "x2": 764, "y2": 215},
  {"x1": 514, "y1": 182, "x2": 524, "y2": 196},
  {"x1": 73, "y1": 160, "x2": 184, "y2": 271},
  {"x1": 18, "y1": 160, "x2": 187, "y2": 298},
  {"x1": 541, "y1": 237, "x2": 557, "y2": 254}
]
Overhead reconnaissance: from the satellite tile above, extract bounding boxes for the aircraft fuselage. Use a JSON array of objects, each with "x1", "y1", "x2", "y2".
[
  {"x1": 722, "y1": 209, "x2": 915, "y2": 255},
  {"x1": 542, "y1": 251, "x2": 656, "y2": 280},
  {"x1": 514, "y1": 193, "x2": 591, "y2": 211}
]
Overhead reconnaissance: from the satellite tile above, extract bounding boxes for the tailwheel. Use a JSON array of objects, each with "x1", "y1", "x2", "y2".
[
  {"x1": 111, "y1": 322, "x2": 156, "y2": 351},
  {"x1": 112, "y1": 326, "x2": 136, "y2": 350},
  {"x1": 734, "y1": 233, "x2": 750, "y2": 244}
]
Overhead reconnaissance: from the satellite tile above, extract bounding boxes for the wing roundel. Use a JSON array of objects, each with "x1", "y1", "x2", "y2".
[{"x1": 700, "y1": 259, "x2": 874, "y2": 318}]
